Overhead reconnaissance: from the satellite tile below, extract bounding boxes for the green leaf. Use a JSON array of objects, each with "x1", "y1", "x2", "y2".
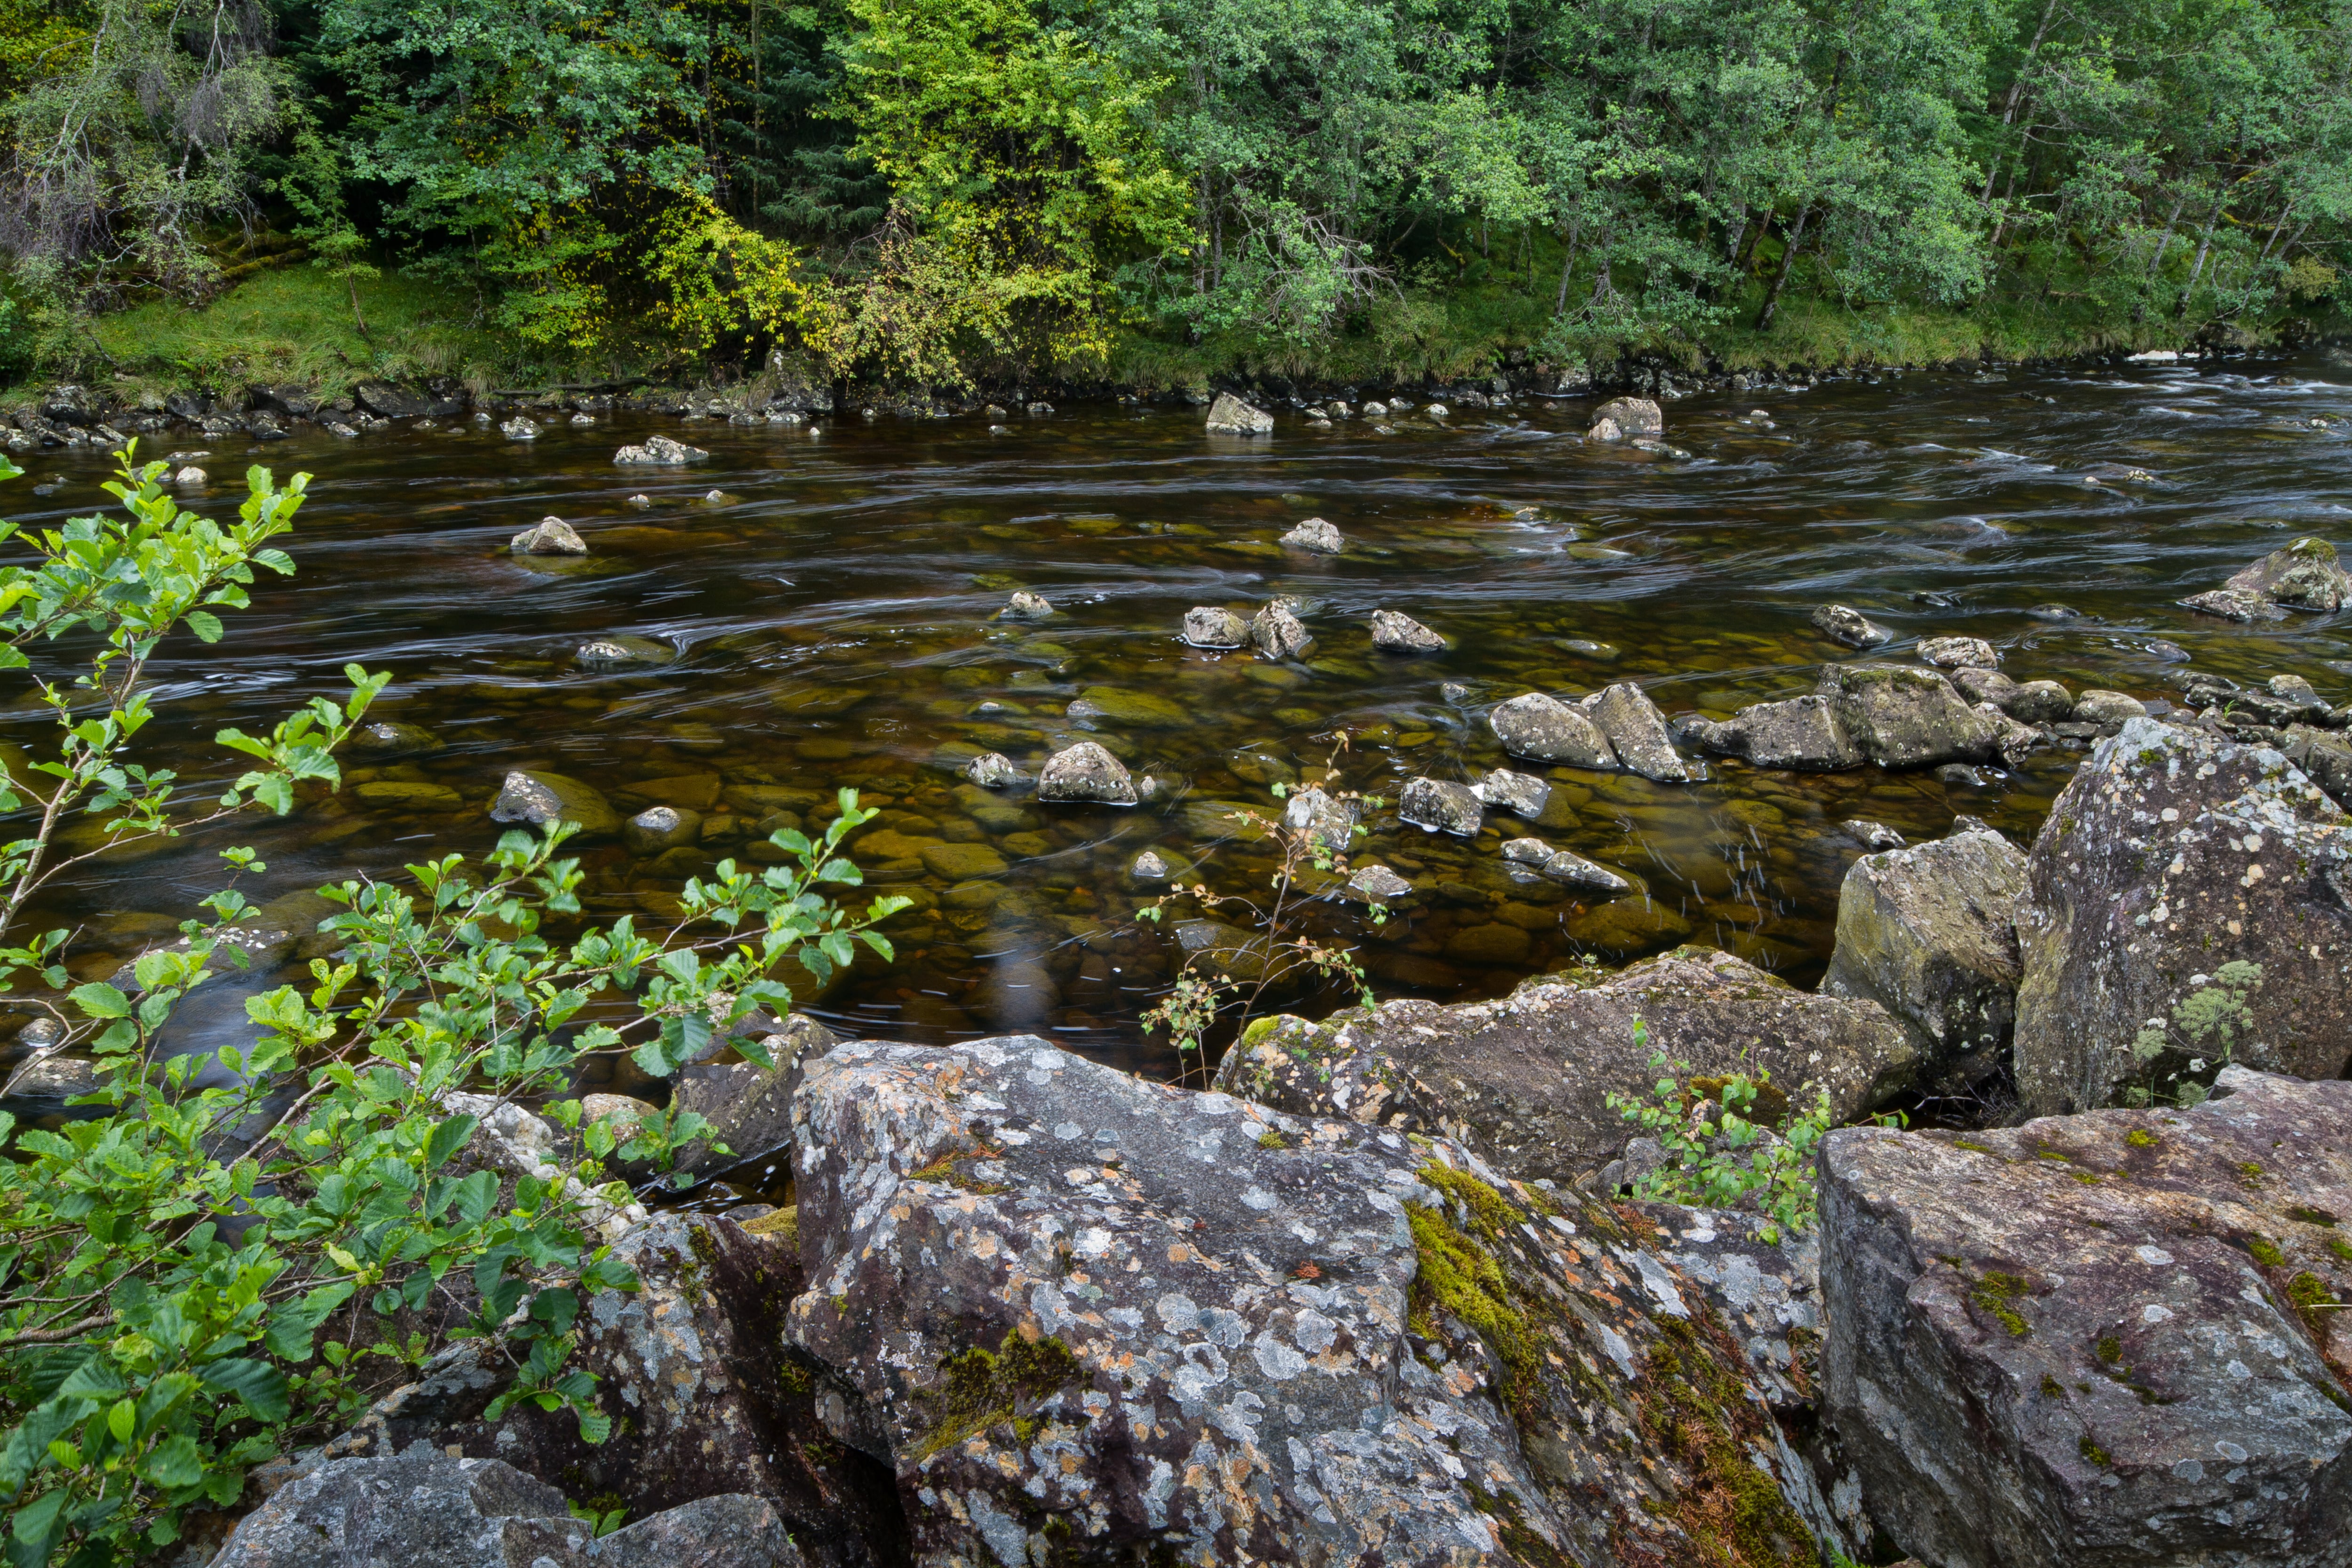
[
  {"x1": 138, "y1": 1433, "x2": 206, "y2": 1489},
  {"x1": 68, "y1": 982, "x2": 129, "y2": 1019},
  {"x1": 423, "y1": 1114, "x2": 478, "y2": 1170},
  {"x1": 185, "y1": 611, "x2": 223, "y2": 644},
  {"x1": 199, "y1": 1359, "x2": 290, "y2": 1423}
]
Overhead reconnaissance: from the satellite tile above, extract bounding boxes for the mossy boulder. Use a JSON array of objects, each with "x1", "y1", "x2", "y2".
[
  {"x1": 1814, "y1": 663, "x2": 2001, "y2": 769},
  {"x1": 2225, "y1": 535, "x2": 2349, "y2": 612}
]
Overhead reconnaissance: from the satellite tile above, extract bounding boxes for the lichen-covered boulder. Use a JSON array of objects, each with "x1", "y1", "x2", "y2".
[
  {"x1": 2180, "y1": 587, "x2": 2289, "y2": 622},
  {"x1": 1696, "y1": 695, "x2": 1861, "y2": 772},
  {"x1": 1037, "y1": 740, "x2": 1137, "y2": 805},
  {"x1": 789, "y1": 1036, "x2": 1851, "y2": 1568},
  {"x1": 1811, "y1": 604, "x2": 1893, "y2": 649},
  {"x1": 1181, "y1": 606, "x2": 1248, "y2": 648},
  {"x1": 331, "y1": 1216, "x2": 903, "y2": 1566},
  {"x1": 2012, "y1": 718, "x2": 2352, "y2": 1116},
  {"x1": 1212, "y1": 947, "x2": 1916, "y2": 1183},
  {"x1": 1822, "y1": 828, "x2": 2027, "y2": 1092},
  {"x1": 1489, "y1": 691, "x2": 1618, "y2": 768},
  {"x1": 1917, "y1": 635, "x2": 1998, "y2": 669},
  {"x1": 1581, "y1": 682, "x2": 1689, "y2": 782},
  {"x1": 1249, "y1": 598, "x2": 1312, "y2": 658},
  {"x1": 613, "y1": 433, "x2": 708, "y2": 464},
  {"x1": 1397, "y1": 775, "x2": 1482, "y2": 836},
  {"x1": 1369, "y1": 608, "x2": 1445, "y2": 653},
  {"x1": 1820, "y1": 1068, "x2": 2352, "y2": 1568},
  {"x1": 1590, "y1": 395, "x2": 1664, "y2": 436},
  {"x1": 2225, "y1": 536, "x2": 2349, "y2": 612},
  {"x1": 1280, "y1": 517, "x2": 1343, "y2": 552},
  {"x1": 2282, "y1": 724, "x2": 2352, "y2": 810},
  {"x1": 511, "y1": 516, "x2": 587, "y2": 555},
  {"x1": 1205, "y1": 392, "x2": 1274, "y2": 434},
  {"x1": 1815, "y1": 664, "x2": 2001, "y2": 769}
]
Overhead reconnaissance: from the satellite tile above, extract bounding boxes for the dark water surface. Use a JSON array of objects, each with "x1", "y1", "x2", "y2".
[{"x1": 8, "y1": 353, "x2": 2351, "y2": 1086}]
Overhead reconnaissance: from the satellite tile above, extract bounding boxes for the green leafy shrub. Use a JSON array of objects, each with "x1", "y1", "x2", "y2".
[
  {"x1": 0, "y1": 450, "x2": 903, "y2": 1564},
  {"x1": 2127, "y1": 961, "x2": 2264, "y2": 1107}
]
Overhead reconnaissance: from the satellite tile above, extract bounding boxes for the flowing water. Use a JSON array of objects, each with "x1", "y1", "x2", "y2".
[{"x1": 6, "y1": 352, "x2": 2351, "y2": 1096}]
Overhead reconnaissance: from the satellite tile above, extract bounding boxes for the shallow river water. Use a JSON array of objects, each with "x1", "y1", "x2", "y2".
[{"x1": 7, "y1": 351, "x2": 2351, "y2": 1089}]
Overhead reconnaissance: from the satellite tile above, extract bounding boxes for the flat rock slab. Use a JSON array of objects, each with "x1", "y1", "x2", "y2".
[
  {"x1": 1212, "y1": 946, "x2": 1916, "y2": 1183},
  {"x1": 789, "y1": 1036, "x2": 1850, "y2": 1568},
  {"x1": 1821, "y1": 1067, "x2": 2352, "y2": 1568}
]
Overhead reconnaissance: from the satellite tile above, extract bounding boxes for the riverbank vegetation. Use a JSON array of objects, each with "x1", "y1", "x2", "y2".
[{"x1": 1, "y1": 0, "x2": 2347, "y2": 393}]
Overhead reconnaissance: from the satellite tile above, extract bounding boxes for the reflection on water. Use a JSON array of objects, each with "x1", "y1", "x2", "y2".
[{"x1": 5, "y1": 354, "x2": 2349, "y2": 1087}]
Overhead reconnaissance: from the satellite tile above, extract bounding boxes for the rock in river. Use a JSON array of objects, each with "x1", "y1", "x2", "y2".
[
  {"x1": 1823, "y1": 827, "x2": 2027, "y2": 1092},
  {"x1": 1816, "y1": 663, "x2": 2000, "y2": 769},
  {"x1": 510, "y1": 516, "x2": 587, "y2": 555},
  {"x1": 1579, "y1": 681, "x2": 1689, "y2": 782},
  {"x1": 2180, "y1": 587, "x2": 2289, "y2": 622},
  {"x1": 1036, "y1": 740, "x2": 1136, "y2": 805},
  {"x1": 1214, "y1": 945, "x2": 1915, "y2": 1182},
  {"x1": 1811, "y1": 603, "x2": 1895, "y2": 649},
  {"x1": 1203, "y1": 391, "x2": 1273, "y2": 434},
  {"x1": 1368, "y1": 608, "x2": 1445, "y2": 652},
  {"x1": 2012, "y1": 717, "x2": 2352, "y2": 1116},
  {"x1": 2223, "y1": 535, "x2": 2350, "y2": 612},
  {"x1": 1279, "y1": 516, "x2": 1343, "y2": 553},
  {"x1": 1589, "y1": 395, "x2": 1664, "y2": 436},
  {"x1": 623, "y1": 804, "x2": 701, "y2": 854},
  {"x1": 1490, "y1": 691, "x2": 1619, "y2": 768},
  {"x1": 612, "y1": 433, "x2": 709, "y2": 464},
  {"x1": 347, "y1": 719, "x2": 442, "y2": 757},
  {"x1": 1471, "y1": 766, "x2": 1550, "y2": 818},
  {"x1": 998, "y1": 590, "x2": 1054, "y2": 621},
  {"x1": 1689, "y1": 694, "x2": 1865, "y2": 772},
  {"x1": 488, "y1": 770, "x2": 620, "y2": 836},
  {"x1": 577, "y1": 634, "x2": 677, "y2": 668},
  {"x1": 1820, "y1": 1067, "x2": 2352, "y2": 1568},
  {"x1": 1248, "y1": 597, "x2": 1311, "y2": 657},
  {"x1": 964, "y1": 751, "x2": 1021, "y2": 788},
  {"x1": 1398, "y1": 774, "x2": 1482, "y2": 835},
  {"x1": 1181, "y1": 605, "x2": 1248, "y2": 648},
  {"x1": 1916, "y1": 634, "x2": 1999, "y2": 669},
  {"x1": 789, "y1": 1035, "x2": 1851, "y2": 1567}
]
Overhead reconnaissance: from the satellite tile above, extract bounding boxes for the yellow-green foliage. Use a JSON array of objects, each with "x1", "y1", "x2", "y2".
[{"x1": 918, "y1": 1330, "x2": 1083, "y2": 1458}]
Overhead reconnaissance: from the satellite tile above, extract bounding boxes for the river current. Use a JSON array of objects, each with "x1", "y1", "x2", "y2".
[{"x1": 6, "y1": 351, "x2": 2350, "y2": 1090}]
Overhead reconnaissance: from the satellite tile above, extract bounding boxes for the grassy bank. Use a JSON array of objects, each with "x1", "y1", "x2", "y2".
[{"x1": 21, "y1": 260, "x2": 2341, "y2": 409}]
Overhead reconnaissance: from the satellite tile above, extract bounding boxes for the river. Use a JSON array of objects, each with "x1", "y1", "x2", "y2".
[{"x1": 6, "y1": 351, "x2": 2349, "y2": 1094}]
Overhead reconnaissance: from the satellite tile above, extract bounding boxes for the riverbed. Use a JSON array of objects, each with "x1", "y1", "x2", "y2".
[{"x1": 6, "y1": 352, "x2": 2349, "y2": 1087}]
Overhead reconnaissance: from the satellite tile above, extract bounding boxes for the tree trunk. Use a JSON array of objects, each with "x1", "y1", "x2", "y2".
[
  {"x1": 348, "y1": 274, "x2": 369, "y2": 338},
  {"x1": 2176, "y1": 188, "x2": 2229, "y2": 317},
  {"x1": 1756, "y1": 203, "x2": 1812, "y2": 330}
]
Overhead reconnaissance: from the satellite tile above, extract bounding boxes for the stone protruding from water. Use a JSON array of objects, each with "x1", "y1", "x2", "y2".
[
  {"x1": 1398, "y1": 775, "x2": 1481, "y2": 835},
  {"x1": 2223, "y1": 535, "x2": 2349, "y2": 612},
  {"x1": 1369, "y1": 608, "x2": 1444, "y2": 652},
  {"x1": 1279, "y1": 516, "x2": 1343, "y2": 553},
  {"x1": 998, "y1": 590, "x2": 1053, "y2": 621},
  {"x1": 576, "y1": 634, "x2": 676, "y2": 668},
  {"x1": 613, "y1": 433, "x2": 709, "y2": 464},
  {"x1": 1823, "y1": 828, "x2": 2027, "y2": 1092},
  {"x1": 1472, "y1": 767, "x2": 1550, "y2": 819},
  {"x1": 1688, "y1": 694, "x2": 1865, "y2": 771},
  {"x1": 1180, "y1": 605, "x2": 1247, "y2": 648},
  {"x1": 1248, "y1": 597, "x2": 1311, "y2": 657},
  {"x1": 1811, "y1": 603, "x2": 1895, "y2": 649},
  {"x1": 1590, "y1": 396, "x2": 1663, "y2": 437},
  {"x1": 1815, "y1": 664, "x2": 2001, "y2": 768},
  {"x1": 2012, "y1": 717, "x2": 2352, "y2": 1116},
  {"x1": 1036, "y1": 740, "x2": 1136, "y2": 805},
  {"x1": 622, "y1": 804, "x2": 700, "y2": 855},
  {"x1": 1490, "y1": 692, "x2": 1618, "y2": 767},
  {"x1": 509, "y1": 516, "x2": 586, "y2": 555},
  {"x1": 499, "y1": 417, "x2": 540, "y2": 441},
  {"x1": 1536, "y1": 846, "x2": 1631, "y2": 893},
  {"x1": 1820, "y1": 1069, "x2": 2352, "y2": 1568},
  {"x1": 1203, "y1": 391, "x2": 1273, "y2": 434},
  {"x1": 1579, "y1": 682, "x2": 1689, "y2": 782},
  {"x1": 1347, "y1": 863, "x2": 1413, "y2": 901},
  {"x1": 348, "y1": 720, "x2": 442, "y2": 757},
  {"x1": 1916, "y1": 634, "x2": 1998, "y2": 669},
  {"x1": 2180, "y1": 588, "x2": 2290, "y2": 622},
  {"x1": 488, "y1": 770, "x2": 619, "y2": 836},
  {"x1": 964, "y1": 751, "x2": 1021, "y2": 788}
]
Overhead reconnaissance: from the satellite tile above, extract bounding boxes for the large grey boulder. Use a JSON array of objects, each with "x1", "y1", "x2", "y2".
[
  {"x1": 1822, "y1": 829, "x2": 2028, "y2": 1092},
  {"x1": 1204, "y1": 391, "x2": 1273, "y2": 434},
  {"x1": 211, "y1": 1446, "x2": 805, "y2": 1568},
  {"x1": 1820, "y1": 1068, "x2": 2352, "y2": 1568},
  {"x1": 1580, "y1": 682, "x2": 1689, "y2": 781},
  {"x1": 2012, "y1": 718, "x2": 2352, "y2": 1116},
  {"x1": 2224, "y1": 535, "x2": 2349, "y2": 611},
  {"x1": 1689, "y1": 694, "x2": 1865, "y2": 771},
  {"x1": 789, "y1": 1036, "x2": 1851, "y2": 1568},
  {"x1": 1815, "y1": 664, "x2": 2001, "y2": 768},
  {"x1": 1036, "y1": 740, "x2": 1136, "y2": 804},
  {"x1": 669, "y1": 1014, "x2": 843, "y2": 1175},
  {"x1": 2281, "y1": 724, "x2": 2352, "y2": 810},
  {"x1": 1589, "y1": 395, "x2": 1663, "y2": 436},
  {"x1": 1490, "y1": 691, "x2": 1618, "y2": 767},
  {"x1": 1212, "y1": 946, "x2": 1916, "y2": 1183},
  {"x1": 488, "y1": 770, "x2": 620, "y2": 836},
  {"x1": 1180, "y1": 605, "x2": 1247, "y2": 648},
  {"x1": 1398, "y1": 775, "x2": 1481, "y2": 835}
]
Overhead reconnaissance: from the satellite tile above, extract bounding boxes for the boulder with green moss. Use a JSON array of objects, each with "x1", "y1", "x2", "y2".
[
  {"x1": 2223, "y1": 535, "x2": 2349, "y2": 612},
  {"x1": 1820, "y1": 1067, "x2": 2352, "y2": 1568},
  {"x1": 2012, "y1": 718, "x2": 2352, "y2": 1117},
  {"x1": 1814, "y1": 664, "x2": 2002, "y2": 769},
  {"x1": 788, "y1": 1035, "x2": 1858, "y2": 1567},
  {"x1": 1213, "y1": 946, "x2": 1916, "y2": 1184}
]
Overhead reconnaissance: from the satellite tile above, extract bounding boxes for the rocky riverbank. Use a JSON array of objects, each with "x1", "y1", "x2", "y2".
[{"x1": 186, "y1": 700, "x2": 2352, "y2": 1568}]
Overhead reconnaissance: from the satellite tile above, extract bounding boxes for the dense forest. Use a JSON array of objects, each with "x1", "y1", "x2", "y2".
[{"x1": 0, "y1": 0, "x2": 2347, "y2": 388}]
